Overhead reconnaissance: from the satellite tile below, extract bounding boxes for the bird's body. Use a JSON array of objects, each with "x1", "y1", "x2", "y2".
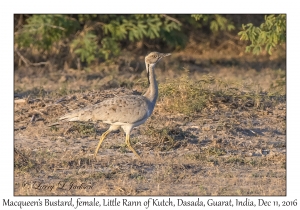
[
  {"x1": 60, "y1": 95, "x2": 152, "y2": 124},
  {"x1": 59, "y1": 52, "x2": 171, "y2": 158}
]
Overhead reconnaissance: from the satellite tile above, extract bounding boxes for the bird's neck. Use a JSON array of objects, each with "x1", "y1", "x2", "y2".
[{"x1": 143, "y1": 64, "x2": 158, "y2": 105}]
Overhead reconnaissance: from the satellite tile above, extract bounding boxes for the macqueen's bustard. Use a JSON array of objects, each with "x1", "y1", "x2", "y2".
[{"x1": 59, "y1": 52, "x2": 171, "y2": 158}]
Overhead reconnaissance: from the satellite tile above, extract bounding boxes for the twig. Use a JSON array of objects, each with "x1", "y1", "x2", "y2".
[
  {"x1": 30, "y1": 114, "x2": 36, "y2": 124},
  {"x1": 224, "y1": 32, "x2": 240, "y2": 41},
  {"x1": 33, "y1": 109, "x2": 45, "y2": 116},
  {"x1": 14, "y1": 99, "x2": 26, "y2": 104},
  {"x1": 161, "y1": 14, "x2": 181, "y2": 25},
  {"x1": 30, "y1": 61, "x2": 49, "y2": 66},
  {"x1": 15, "y1": 49, "x2": 30, "y2": 66},
  {"x1": 15, "y1": 49, "x2": 49, "y2": 67},
  {"x1": 135, "y1": 61, "x2": 139, "y2": 72},
  {"x1": 44, "y1": 24, "x2": 66, "y2": 31},
  {"x1": 215, "y1": 40, "x2": 237, "y2": 51},
  {"x1": 48, "y1": 122, "x2": 61, "y2": 127},
  {"x1": 94, "y1": 21, "x2": 105, "y2": 27},
  {"x1": 24, "y1": 24, "x2": 66, "y2": 32}
]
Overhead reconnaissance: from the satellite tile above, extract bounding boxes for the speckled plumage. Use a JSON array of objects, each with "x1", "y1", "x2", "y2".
[
  {"x1": 59, "y1": 52, "x2": 171, "y2": 158},
  {"x1": 59, "y1": 95, "x2": 151, "y2": 124}
]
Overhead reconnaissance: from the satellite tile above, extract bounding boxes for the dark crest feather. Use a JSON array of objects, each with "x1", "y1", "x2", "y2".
[{"x1": 147, "y1": 64, "x2": 150, "y2": 84}]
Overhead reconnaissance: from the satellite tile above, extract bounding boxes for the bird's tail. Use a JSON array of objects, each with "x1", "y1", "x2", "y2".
[{"x1": 48, "y1": 110, "x2": 81, "y2": 127}]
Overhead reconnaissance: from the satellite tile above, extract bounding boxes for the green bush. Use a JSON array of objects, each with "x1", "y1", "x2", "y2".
[
  {"x1": 238, "y1": 14, "x2": 286, "y2": 55},
  {"x1": 15, "y1": 15, "x2": 79, "y2": 50},
  {"x1": 191, "y1": 14, "x2": 235, "y2": 32},
  {"x1": 15, "y1": 14, "x2": 184, "y2": 65},
  {"x1": 70, "y1": 32, "x2": 98, "y2": 64},
  {"x1": 14, "y1": 14, "x2": 283, "y2": 68}
]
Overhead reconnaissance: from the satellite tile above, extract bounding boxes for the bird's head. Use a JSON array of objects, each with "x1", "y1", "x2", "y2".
[
  {"x1": 145, "y1": 52, "x2": 171, "y2": 66},
  {"x1": 145, "y1": 52, "x2": 171, "y2": 84}
]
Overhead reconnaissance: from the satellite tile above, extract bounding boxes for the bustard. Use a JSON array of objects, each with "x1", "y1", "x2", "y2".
[{"x1": 59, "y1": 52, "x2": 171, "y2": 158}]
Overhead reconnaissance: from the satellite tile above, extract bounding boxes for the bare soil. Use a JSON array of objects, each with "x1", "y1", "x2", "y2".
[{"x1": 14, "y1": 47, "x2": 286, "y2": 196}]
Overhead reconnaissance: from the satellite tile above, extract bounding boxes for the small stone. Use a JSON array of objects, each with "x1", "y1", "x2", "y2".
[
  {"x1": 245, "y1": 152, "x2": 253, "y2": 157},
  {"x1": 216, "y1": 126, "x2": 223, "y2": 131},
  {"x1": 202, "y1": 125, "x2": 211, "y2": 131},
  {"x1": 261, "y1": 149, "x2": 270, "y2": 156},
  {"x1": 216, "y1": 139, "x2": 222, "y2": 143}
]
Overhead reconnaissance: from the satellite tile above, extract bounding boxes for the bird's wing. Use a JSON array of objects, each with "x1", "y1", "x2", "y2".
[{"x1": 59, "y1": 95, "x2": 150, "y2": 124}]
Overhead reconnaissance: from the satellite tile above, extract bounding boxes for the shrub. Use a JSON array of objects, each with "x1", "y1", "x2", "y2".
[
  {"x1": 238, "y1": 14, "x2": 286, "y2": 55},
  {"x1": 14, "y1": 14, "x2": 238, "y2": 68}
]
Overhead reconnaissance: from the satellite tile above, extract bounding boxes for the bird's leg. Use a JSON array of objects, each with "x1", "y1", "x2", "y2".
[
  {"x1": 94, "y1": 129, "x2": 111, "y2": 156},
  {"x1": 125, "y1": 134, "x2": 140, "y2": 158}
]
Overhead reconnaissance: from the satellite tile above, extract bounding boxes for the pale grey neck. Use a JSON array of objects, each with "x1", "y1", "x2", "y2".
[{"x1": 143, "y1": 63, "x2": 158, "y2": 105}]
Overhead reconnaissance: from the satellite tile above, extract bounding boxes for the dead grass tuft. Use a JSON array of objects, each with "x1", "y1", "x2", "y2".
[
  {"x1": 141, "y1": 125, "x2": 190, "y2": 152},
  {"x1": 159, "y1": 74, "x2": 209, "y2": 115},
  {"x1": 158, "y1": 71, "x2": 285, "y2": 117},
  {"x1": 14, "y1": 148, "x2": 36, "y2": 172}
]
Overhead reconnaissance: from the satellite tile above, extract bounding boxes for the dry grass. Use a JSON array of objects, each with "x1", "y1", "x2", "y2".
[{"x1": 14, "y1": 47, "x2": 286, "y2": 196}]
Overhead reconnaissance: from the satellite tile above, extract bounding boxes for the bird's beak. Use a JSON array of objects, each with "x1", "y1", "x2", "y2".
[
  {"x1": 159, "y1": 53, "x2": 171, "y2": 61},
  {"x1": 162, "y1": 53, "x2": 171, "y2": 57}
]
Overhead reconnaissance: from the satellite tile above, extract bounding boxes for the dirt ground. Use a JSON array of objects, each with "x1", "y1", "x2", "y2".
[{"x1": 14, "y1": 48, "x2": 286, "y2": 196}]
